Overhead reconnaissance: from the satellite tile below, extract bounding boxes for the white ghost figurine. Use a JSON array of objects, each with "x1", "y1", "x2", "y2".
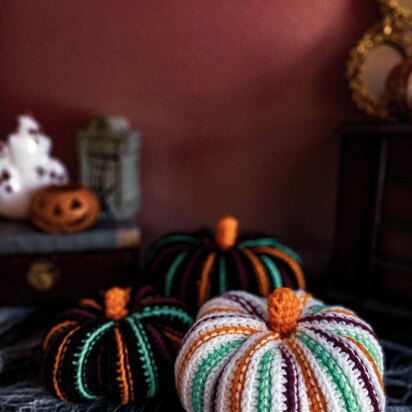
[{"x1": 0, "y1": 114, "x2": 69, "y2": 220}]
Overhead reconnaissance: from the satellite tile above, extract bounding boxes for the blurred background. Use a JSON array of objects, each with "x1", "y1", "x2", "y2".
[
  {"x1": 0, "y1": 0, "x2": 379, "y2": 275},
  {"x1": 1, "y1": 2, "x2": 412, "y2": 410}
]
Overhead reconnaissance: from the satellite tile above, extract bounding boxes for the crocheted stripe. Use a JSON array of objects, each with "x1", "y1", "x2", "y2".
[
  {"x1": 230, "y1": 248, "x2": 249, "y2": 289},
  {"x1": 52, "y1": 325, "x2": 81, "y2": 401},
  {"x1": 131, "y1": 306, "x2": 193, "y2": 326},
  {"x1": 218, "y1": 255, "x2": 227, "y2": 295},
  {"x1": 43, "y1": 320, "x2": 77, "y2": 350},
  {"x1": 318, "y1": 328, "x2": 383, "y2": 411},
  {"x1": 122, "y1": 336, "x2": 134, "y2": 401},
  {"x1": 61, "y1": 308, "x2": 97, "y2": 320},
  {"x1": 113, "y1": 325, "x2": 132, "y2": 404},
  {"x1": 240, "y1": 249, "x2": 270, "y2": 296},
  {"x1": 126, "y1": 317, "x2": 158, "y2": 397},
  {"x1": 230, "y1": 334, "x2": 279, "y2": 412},
  {"x1": 297, "y1": 292, "x2": 314, "y2": 311},
  {"x1": 298, "y1": 332, "x2": 361, "y2": 412},
  {"x1": 74, "y1": 321, "x2": 114, "y2": 400},
  {"x1": 79, "y1": 298, "x2": 102, "y2": 311},
  {"x1": 198, "y1": 307, "x2": 243, "y2": 319},
  {"x1": 146, "y1": 323, "x2": 172, "y2": 364},
  {"x1": 238, "y1": 238, "x2": 281, "y2": 248},
  {"x1": 198, "y1": 252, "x2": 217, "y2": 307},
  {"x1": 145, "y1": 234, "x2": 201, "y2": 263},
  {"x1": 238, "y1": 238, "x2": 303, "y2": 265},
  {"x1": 196, "y1": 294, "x2": 254, "y2": 320},
  {"x1": 346, "y1": 336, "x2": 384, "y2": 390},
  {"x1": 191, "y1": 340, "x2": 243, "y2": 412},
  {"x1": 252, "y1": 246, "x2": 306, "y2": 289},
  {"x1": 176, "y1": 326, "x2": 258, "y2": 392},
  {"x1": 304, "y1": 304, "x2": 329, "y2": 316},
  {"x1": 323, "y1": 307, "x2": 357, "y2": 317},
  {"x1": 182, "y1": 313, "x2": 265, "y2": 348},
  {"x1": 195, "y1": 315, "x2": 264, "y2": 342},
  {"x1": 310, "y1": 327, "x2": 382, "y2": 412},
  {"x1": 164, "y1": 251, "x2": 189, "y2": 296},
  {"x1": 180, "y1": 245, "x2": 215, "y2": 299},
  {"x1": 281, "y1": 346, "x2": 299, "y2": 412},
  {"x1": 293, "y1": 336, "x2": 344, "y2": 411},
  {"x1": 146, "y1": 244, "x2": 191, "y2": 281},
  {"x1": 209, "y1": 333, "x2": 266, "y2": 411},
  {"x1": 333, "y1": 328, "x2": 383, "y2": 371},
  {"x1": 163, "y1": 327, "x2": 184, "y2": 348},
  {"x1": 299, "y1": 313, "x2": 376, "y2": 337},
  {"x1": 286, "y1": 338, "x2": 328, "y2": 412},
  {"x1": 224, "y1": 292, "x2": 267, "y2": 319},
  {"x1": 257, "y1": 348, "x2": 275, "y2": 412},
  {"x1": 260, "y1": 254, "x2": 283, "y2": 289}
]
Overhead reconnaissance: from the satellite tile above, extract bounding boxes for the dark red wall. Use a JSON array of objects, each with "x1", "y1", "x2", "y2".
[{"x1": 0, "y1": 1, "x2": 378, "y2": 274}]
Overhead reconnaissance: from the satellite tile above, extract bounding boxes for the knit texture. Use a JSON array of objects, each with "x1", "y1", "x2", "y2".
[
  {"x1": 175, "y1": 288, "x2": 385, "y2": 412},
  {"x1": 43, "y1": 285, "x2": 193, "y2": 404},
  {"x1": 145, "y1": 216, "x2": 305, "y2": 312}
]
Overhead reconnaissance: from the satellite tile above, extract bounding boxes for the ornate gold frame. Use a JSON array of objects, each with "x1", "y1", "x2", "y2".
[
  {"x1": 380, "y1": 0, "x2": 412, "y2": 27},
  {"x1": 347, "y1": 22, "x2": 412, "y2": 118}
]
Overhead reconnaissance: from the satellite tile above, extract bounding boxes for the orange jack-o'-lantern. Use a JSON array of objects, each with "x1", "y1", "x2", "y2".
[{"x1": 30, "y1": 183, "x2": 100, "y2": 234}]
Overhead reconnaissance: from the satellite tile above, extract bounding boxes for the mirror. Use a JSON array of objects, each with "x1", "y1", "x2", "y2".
[
  {"x1": 381, "y1": 0, "x2": 412, "y2": 26},
  {"x1": 347, "y1": 22, "x2": 412, "y2": 118},
  {"x1": 363, "y1": 44, "x2": 404, "y2": 96}
]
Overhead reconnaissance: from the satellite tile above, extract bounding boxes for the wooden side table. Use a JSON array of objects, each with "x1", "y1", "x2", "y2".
[{"x1": 332, "y1": 119, "x2": 412, "y2": 312}]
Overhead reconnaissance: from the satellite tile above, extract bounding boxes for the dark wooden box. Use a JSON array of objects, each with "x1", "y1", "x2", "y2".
[{"x1": 0, "y1": 220, "x2": 140, "y2": 305}]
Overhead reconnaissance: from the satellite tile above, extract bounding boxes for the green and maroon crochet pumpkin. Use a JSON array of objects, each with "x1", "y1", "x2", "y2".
[
  {"x1": 42, "y1": 286, "x2": 193, "y2": 404},
  {"x1": 145, "y1": 216, "x2": 306, "y2": 310}
]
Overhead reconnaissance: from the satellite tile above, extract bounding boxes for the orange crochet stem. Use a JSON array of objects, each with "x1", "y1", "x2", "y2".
[
  {"x1": 104, "y1": 287, "x2": 131, "y2": 321},
  {"x1": 267, "y1": 288, "x2": 301, "y2": 337},
  {"x1": 215, "y1": 216, "x2": 239, "y2": 250}
]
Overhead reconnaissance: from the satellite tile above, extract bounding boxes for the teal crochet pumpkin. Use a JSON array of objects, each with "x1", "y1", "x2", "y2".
[
  {"x1": 145, "y1": 216, "x2": 305, "y2": 311},
  {"x1": 42, "y1": 286, "x2": 193, "y2": 404}
]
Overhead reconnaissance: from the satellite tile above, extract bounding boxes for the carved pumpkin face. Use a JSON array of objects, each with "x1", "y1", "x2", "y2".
[{"x1": 29, "y1": 183, "x2": 100, "y2": 234}]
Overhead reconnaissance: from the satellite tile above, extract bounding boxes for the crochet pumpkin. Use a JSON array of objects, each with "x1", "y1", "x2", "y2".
[
  {"x1": 43, "y1": 286, "x2": 193, "y2": 404},
  {"x1": 176, "y1": 288, "x2": 385, "y2": 412},
  {"x1": 145, "y1": 216, "x2": 305, "y2": 310}
]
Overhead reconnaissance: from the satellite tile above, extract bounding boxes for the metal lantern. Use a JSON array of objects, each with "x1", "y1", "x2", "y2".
[{"x1": 77, "y1": 115, "x2": 141, "y2": 221}]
